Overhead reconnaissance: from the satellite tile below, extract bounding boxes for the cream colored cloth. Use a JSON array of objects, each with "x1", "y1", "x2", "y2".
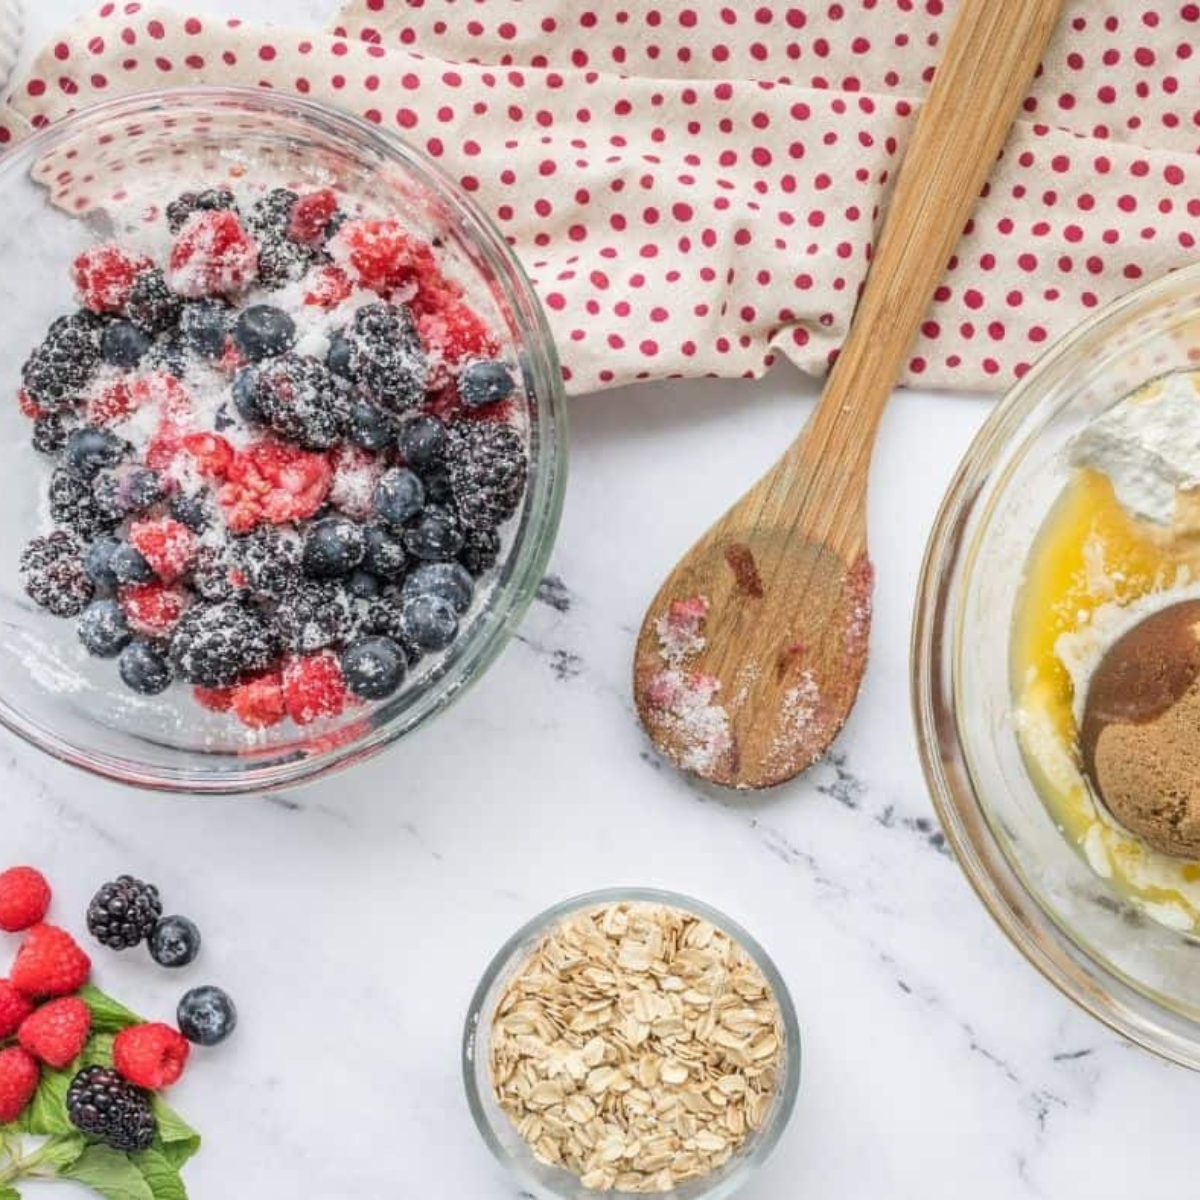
[{"x1": 3, "y1": 0, "x2": 1199, "y2": 395}]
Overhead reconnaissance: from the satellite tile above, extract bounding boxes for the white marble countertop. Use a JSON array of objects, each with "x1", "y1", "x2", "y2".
[{"x1": 7, "y1": 1, "x2": 1200, "y2": 1197}]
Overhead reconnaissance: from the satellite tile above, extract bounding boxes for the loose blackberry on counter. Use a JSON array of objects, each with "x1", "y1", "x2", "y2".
[
  {"x1": 87, "y1": 875, "x2": 163, "y2": 950},
  {"x1": 66, "y1": 1065, "x2": 157, "y2": 1151}
]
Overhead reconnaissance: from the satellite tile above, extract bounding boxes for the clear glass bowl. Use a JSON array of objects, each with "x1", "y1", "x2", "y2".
[
  {"x1": 0, "y1": 87, "x2": 566, "y2": 793},
  {"x1": 462, "y1": 888, "x2": 801, "y2": 1199},
  {"x1": 913, "y1": 264, "x2": 1200, "y2": 1068}
]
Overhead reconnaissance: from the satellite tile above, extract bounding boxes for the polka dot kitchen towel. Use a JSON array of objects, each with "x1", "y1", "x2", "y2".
[{"x1": 3, "y1": 0, "x2": 1200, "y2": 395}]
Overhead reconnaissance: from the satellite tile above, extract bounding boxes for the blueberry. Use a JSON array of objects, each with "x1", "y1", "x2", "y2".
[
  {"x1": 373, "y1": 469, "x2": 425, "y2": 529},
  {"x1": 66, "y1": 428, "x2": 125, "y2": 479},
  {"x1": 101, "y1": 320, "x2": 153, "y2": 368},
  {"x1": 170, "y1": 492, "x2": 211, "y2": 533},
  {"x1": 231, "y1": 366, "x2": 263, "y2": 424},
  {"x1": 110, "y1": 543, "x2": 155, "y2": 585},
  {"x1": 399, "y1": 591, "x2": 459, "y2": 651},
  {"x1": 180, "y1": 301, "x2": 230, "y2": 359},
  {"x1": 327, "y1": 331, "x2": 353, "y2": 378},
  {"x1": 85, "y1": 536, "x2": 122, "y2": 593},
  {"x1": 177, "y1": 985, "x2": 237, "y2": 1046},
  {"x1": 346, "y1": 569, "x2": 382, "y2": 600},
  {"x1": 459, "y1": 359, "x2": 515, "y2": 409},
  {"x1": 301, "y1": 517, "x2": 366, "y2": 579},
  {"x1": 232, "y1": 305, "x2": 296, "y2": 361},
  {"x1": 341, "y1": 636, "x2": 406, "y2": 700},
  {"x1": 149, "y1": 916, "x2": 201, "y2": 969},
  {"x1": 119, "y1": 640, "x2": 173, "y2": 695},
  {"x1": 347, "y1": 398, "x2": 397, "y2": 451},
  {"x1": 77, "y1": 599, "x2": 132, "y2": 658},
  {"x1": 403, "y1": 505, "x2": 464, "y2": 562},
  {"x1": 402, "y1": 562, "x2": 474, "y2": 614},
  {"x1": 362, "y1": 523, "x2": 407, "y2": 580},
  {"x1": 396, "y1": 414, "x2": 448, "y2": 473}
]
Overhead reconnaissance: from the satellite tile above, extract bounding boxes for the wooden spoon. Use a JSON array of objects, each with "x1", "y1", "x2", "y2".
[{"x1": 634, "y1": 0, "x2": 1064, "y2": 789}]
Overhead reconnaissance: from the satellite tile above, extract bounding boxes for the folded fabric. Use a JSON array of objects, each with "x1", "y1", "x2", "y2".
[{"x1": 2, "y1": 0, "x2": 1198, "y2": 396}]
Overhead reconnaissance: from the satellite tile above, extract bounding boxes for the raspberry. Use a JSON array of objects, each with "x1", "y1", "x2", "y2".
[
  {"x1": 230, "y1": 670, "x2": 286, "y2": 729},
  {"x1": 72, "y1": 244, "x2": 153, "y2": 314},
  {"x1": 303, "y1": 265, "x2": 353, "y2": 308},
  {"x1": 10, "y1": 924, "x2": 91, "y2": 998},
  {"x1": 330, "y1": 218, "x2": 437, "y2": 294},
  {"x1": 17, "y1": 389, "x2": 44, "y2": 419},
  {"x1": 0, "y1": 867, "x2": 51, "y2": 932},
  {"x1": 218, "y1": 441, "x2": 333, "y2": 534},
  {"x1": 87, "y1": 380, "x2": 137, "y2": 425},
  {"x1": 288, "y1": 189, "x2": 339, "y2": 244},
  {"x1": 282, "y1": 652, "x2": 349, "y2": 725},
  {"x1": 0, "y1": 981, "x2": 35, "y2": 1038},
  {"x1": 181, "y1": 431, "x2": 235, "y2": 479},
  {"x1": 0, "y1": 1047, "x2": 39, "y2": 1122},
  {"x1": 113, "y1": 1023, "x2": 190, "y2": 1089},
  {"x1": 120, "y1": 582, "x2": 188, "y2": 638},
  {"x1": 168, "y1": 210, "x2": 259, "y2": 298},
  {"x1": 18, "y1": 996, "x2": 92, "y2": 1068},
  {"x1": 415, "y1": 296, "x2": 499, "y2": 383},
  {"x1": 129, "y1": 518, "x2": 197, "y2": 584},
  {"x1": 193, "y1": 685, "x2": 235, "y2": 713}
]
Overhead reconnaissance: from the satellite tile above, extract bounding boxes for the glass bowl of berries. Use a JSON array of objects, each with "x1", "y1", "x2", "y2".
[{"x1": 0, "y1": 87, "x2": 566, "y2": 793}]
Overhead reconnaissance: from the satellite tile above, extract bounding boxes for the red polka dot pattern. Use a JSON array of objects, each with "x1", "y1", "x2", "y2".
[{"x1": 3, "y1": 1, "x2": 1200, "y2": 394}]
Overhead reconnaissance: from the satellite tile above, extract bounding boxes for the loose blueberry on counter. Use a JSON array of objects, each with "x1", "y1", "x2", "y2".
[
  {"x1": 119, "y1": 640, "x2": 173, "y2": 695},
  {"x1": 66, "y1": 428, "x2": 126, "y2": 479},
  {"x1": 302, "y1": 517, "x2": 366, "y2": 579},
  {"x1": 85, "y1": 536, "x2": 122, "y2": 593},
  {"x1": 374, "y1": 468, "x2": 425, "y2": 529},
  {"x1": 346, "y1": 569, "x2": 382, "y2": 600},
  {"x1": 232, "y1": 304, "x2": 297, "y2": 361},
  {"x1": 180, "y1": 300, "x2": 230, "y2": 359},
  {"x1": 177, "y1": 985, "x2": 237, "y2": 1046},
  {"x1": 362, "y1": 523, "x2": 407, "y2": 580},
  {"x1": 100, "y1": 320, "x2": 152, "y2": 368},
  {"x1": 78, "y1": 599, "x2": 132, "y2": 658},
  {"x1": 109, "y1": 543, "x2": 155, "y2": 585},
  {"x1": 231, "y1": 366, "x2": 263, "y2": 424},
  {"x1": 403, "y1": 561, "x2": 474, "y2": 613},
  {"x1": 149, "y1": 916, "x2": 201, "y2": 969},
  {"x1": 342, "y1": 635, "x2": 406, "y2": 700},
  {"x1": 403, "y1": 505, "x2": 464, "y2": 562},
  {"x1": 396, "y1": 413, "x2": 448, "y2": 472},
  {"x1": 399, "y1": 591, "x2": 459, "y2": 651},
  {"x1": 459, "y1": 358, "x2": 515, "y2": 409},
  {"x1": 348, "y1": 397, "x2": 397, "y2": 451}
]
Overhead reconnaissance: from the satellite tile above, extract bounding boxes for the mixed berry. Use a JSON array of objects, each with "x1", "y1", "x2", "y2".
[{"x1": 17, "y1": 183, "x2": 529, "y2": 730}]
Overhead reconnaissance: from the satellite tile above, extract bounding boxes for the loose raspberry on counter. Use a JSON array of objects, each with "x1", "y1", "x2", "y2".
[
  {"x1": 168, "y1": 209, "x2": 259, "y2": 298},
  {"x1": 10, "y1": 924, "x2": 91, "y2": 998},
  {"x1": 282, "y1": 651, "x2": 350, "y2": 725},
  {"x1": 329, "y1": 217, "x2": 437, "y2": 294},
  {"x1": 0, "y1": 1047, "x2": 39, "y2": 1123},
  {"x1": 114, "y1": 1023, "x2": 190, "y2": 1089},
  {"x1": 230, "y1": 670, "x2": 286, "y2": 729},
  {"x1": 219, "y1": 441, "x2": 333, "y2": 534},
  {"x1": 287, "y1": 188, "x2": 339, "y2": 245},
  {"x1": 0, "y1": 866, "x2": 52, "y2": 932},
  {"x1": 129, "y1": 519, "x2": 197, "y2": 584},
  {"x1": 18, "y1": 996, "x2": 92, "y2": 1068},
  {"x1": 120, "y1": 581, "x2": 188, "y2": 638},
  {"x1": 0, "y1": 981, "x2": 35, "y2": 1039},
  {"x1": 73, "y1": 244, "x2": 154, "y2": 314}
]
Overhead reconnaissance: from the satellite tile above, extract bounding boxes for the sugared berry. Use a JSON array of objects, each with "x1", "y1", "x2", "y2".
[
  {"x1": 169, "y1": 600, "x2": 280, "y2": 688},
  {"x1": 275, "y1": 580, "x2": 353, "y2": 653},
  {"x1": 125, "y1": 268, "x2": 183, "y2": 334},
  {"x1": 403, "y1": 561, "x2": 474, "y2": 613},
  {"x1": 168, "y1": 210, "x2": 258, "y2": 298},
  {"x1": 180, "y1": 300, "x2": 230, "y2": 359},
  {"x1": 166, "y1": 187, "x2": 238, "y2": 235},
  {"x1": 49, "y1": 469, "x2": 120, "y2": 540},
  {"x1": 22, "y1": 312, "x2": 103, "y2": 410},
  {"x1": 21, "y1": 532, "x2": 93, "y2": 617},
  {"x1": 110, "y1": 543, "x2": 155, "y2": 585},
  {"x1": 301, "y1": 517, "x2": 365, "y2": 579},
  {"x1": 346, "y1": 569, "x2": 382, "y2": 600},
  {"x1": 362, "y1": 522, "x2": 407, "y2": 580},
  {"x1": 373, "y1": 468, "x2": 425, "y2": 528},
  {"x1": 396, "y1": 413, "x2": 448, "y2": 472},
  {"x1": 149, "y1": 916, "x2": 201, "y2": 969},
  {"x1": 459, "y1": 527, "x2": 501, "y2": 577},
  {"x1": 344, "y1": 302, "x2": 428, "y2": 415},
  {"x1": 403, "y1": 505, "x2": 464, "y2": 561},
  {"x1": 341, "y1": 636, "x2": 406, "y2": 700},
  {"x1": 32, "y1": 413, "x2": 70, "y2": 456},
  {"x1": 85, "y1": 536, "x2": 121, "y2": 593},
  {"x1": 66, "y1": 427, "x2": 126, "y2": 479},
  {"x1": 119, "y1": 640, "x2": 173, "y2": 695},
  {"x1": 72, "y1": 244, "x2": 152, "y2": 314},
  {"x1": 347, "y1": 398, "x2": 397, "y2": 451},
  {"x1": 78, "y1": 600, "x2": 132, "y2": 658},
  {"x1": 244, "y1": 355, "x2": 349, "y2": 450},
  {"x1": 447, "y1": 421, "x2": 529, "y2": 531},
  {"x1": 400, "y1": 591, "x2": 458, "y2": 650},
  {"x1": 101, "y1": 320, "x2": 153, "y2": 367},
  {"x1": 459, "y1": 358, "x2": 515, "y2": 409},
  {"x1": 232, "y1": 304, "x2": 296, "y2": 361},
  {"x1": 177, "y1": 985, "x2": 237, "y2": 1046}
]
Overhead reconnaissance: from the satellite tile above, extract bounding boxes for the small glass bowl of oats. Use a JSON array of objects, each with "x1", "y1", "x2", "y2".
[{"x1": 462, "y1": 889, "x2": 801, "y2": 1199}]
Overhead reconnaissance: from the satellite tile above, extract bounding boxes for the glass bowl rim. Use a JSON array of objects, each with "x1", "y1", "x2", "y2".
[
  {"x1": 461, "y1": 886, "x2": 803, "y2": 1198},
  {"x1": 911, "y1": 260, "x2": 1200, "y2": 1070},
  {"x1": 0, "y1": 84, "x2": 568, "y2": 795}
]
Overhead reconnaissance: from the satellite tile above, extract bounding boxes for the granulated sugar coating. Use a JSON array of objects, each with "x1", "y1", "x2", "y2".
[{"x1": 16, "y1": 177, "x2": 531, "y2": 735}]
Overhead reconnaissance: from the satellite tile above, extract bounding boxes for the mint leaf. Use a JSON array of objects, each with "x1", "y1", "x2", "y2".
[
  {"x1": 79, "y1": 985, "x2": 142, "y2": 1033},
  {"x1": 62, "y1": 1146, "x2": 154, "y2": 1200},
  {"x1": 23, "y1": 1067, "x2": 73, "y2": 1138},
  {"x1": 81, "y1": 1033, "x2": 117, "y2": 1070},
  {"x1": 27, "y1": 1131, "x2": 87, "y2": 1173},
  {"x1": 130, "y1": 1148, "x2": 187, "y2": 1200},
  {"x1": 0, "y1": 1186, "x2": 20, "y2": 1199},
  {"x1": 150, "y1": 1098, "x2": 200, "y2": 1171}
]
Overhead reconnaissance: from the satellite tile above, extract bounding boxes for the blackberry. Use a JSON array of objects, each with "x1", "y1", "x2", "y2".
[
  {"x1": 119, "y1": 640, "x2": 173, "y2": 695},
  {"x1": 275, "y1": 580, "x2": 353, "y2": 653},
  {"x1": 125, "y1": 268, "x2": 182, "y2": 334},
  {"x1": 169, "y1": 600, "x2": 281, "y2": 688},
  {"x1": 87, "y1": 875, "x2": 163, "y2": 950},
  {"x1": 22, "y1": 311, "x2": 103, "y2": 410},
  {"x1": 170, "y1": 491, "x2": 213, "y2": 533},
  {"x1": 236, "y1": 526, "x2": 301, "y2": 599},
  {"x1": 166, "y1": 187, "x2": 238, "y2": 235},
  {"x1": 246, "y1": 187, "x2": 298, "y2": 235},
  {"x1": 459, "y1": 358, "x2": 515, "y2": 409},
  {"x1": 248, "y1": 189, "x2": 313, "y2": 289},
  {"x1": 458, "y1": 526, "x2": 500, "y2": 577},
  {"x1": 248, "y1": 355, "x2": 350, "y2": 450},
  {"x1": 447, "y1": 421, "x2": 528, "y2": 531},
  {"x1": 31, "y1": 412, "x2": 70, "y2": 456},
  {"x1": 419, "y1": 460, "x2": 454, "y2": 506},
  {"x1": 403, "y1": 505, "x2": 464, "y2": 562},
  {"x1": 20, "y1": 532, "x2": 94, "y2": 617},
  {"x1": 346, "y1": 303, "x2": 428, "y2": 414},
  {"x1": 66, "y1": 1066, "x2": 157, "y2": 1152},
  {"x1": 49, "y1": 468, "x2": 122, "y2": 540},
  {"x1": 191, "y1": 544, "x2": 242, "y2": 602},
  {"x1": 148, "y1": 332, "x2": 188, "y2": 379}
]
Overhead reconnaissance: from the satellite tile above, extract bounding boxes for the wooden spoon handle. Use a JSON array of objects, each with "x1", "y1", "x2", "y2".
[{"x1": 799, "y1": 0, "x2": 1064, "y2": 481}]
